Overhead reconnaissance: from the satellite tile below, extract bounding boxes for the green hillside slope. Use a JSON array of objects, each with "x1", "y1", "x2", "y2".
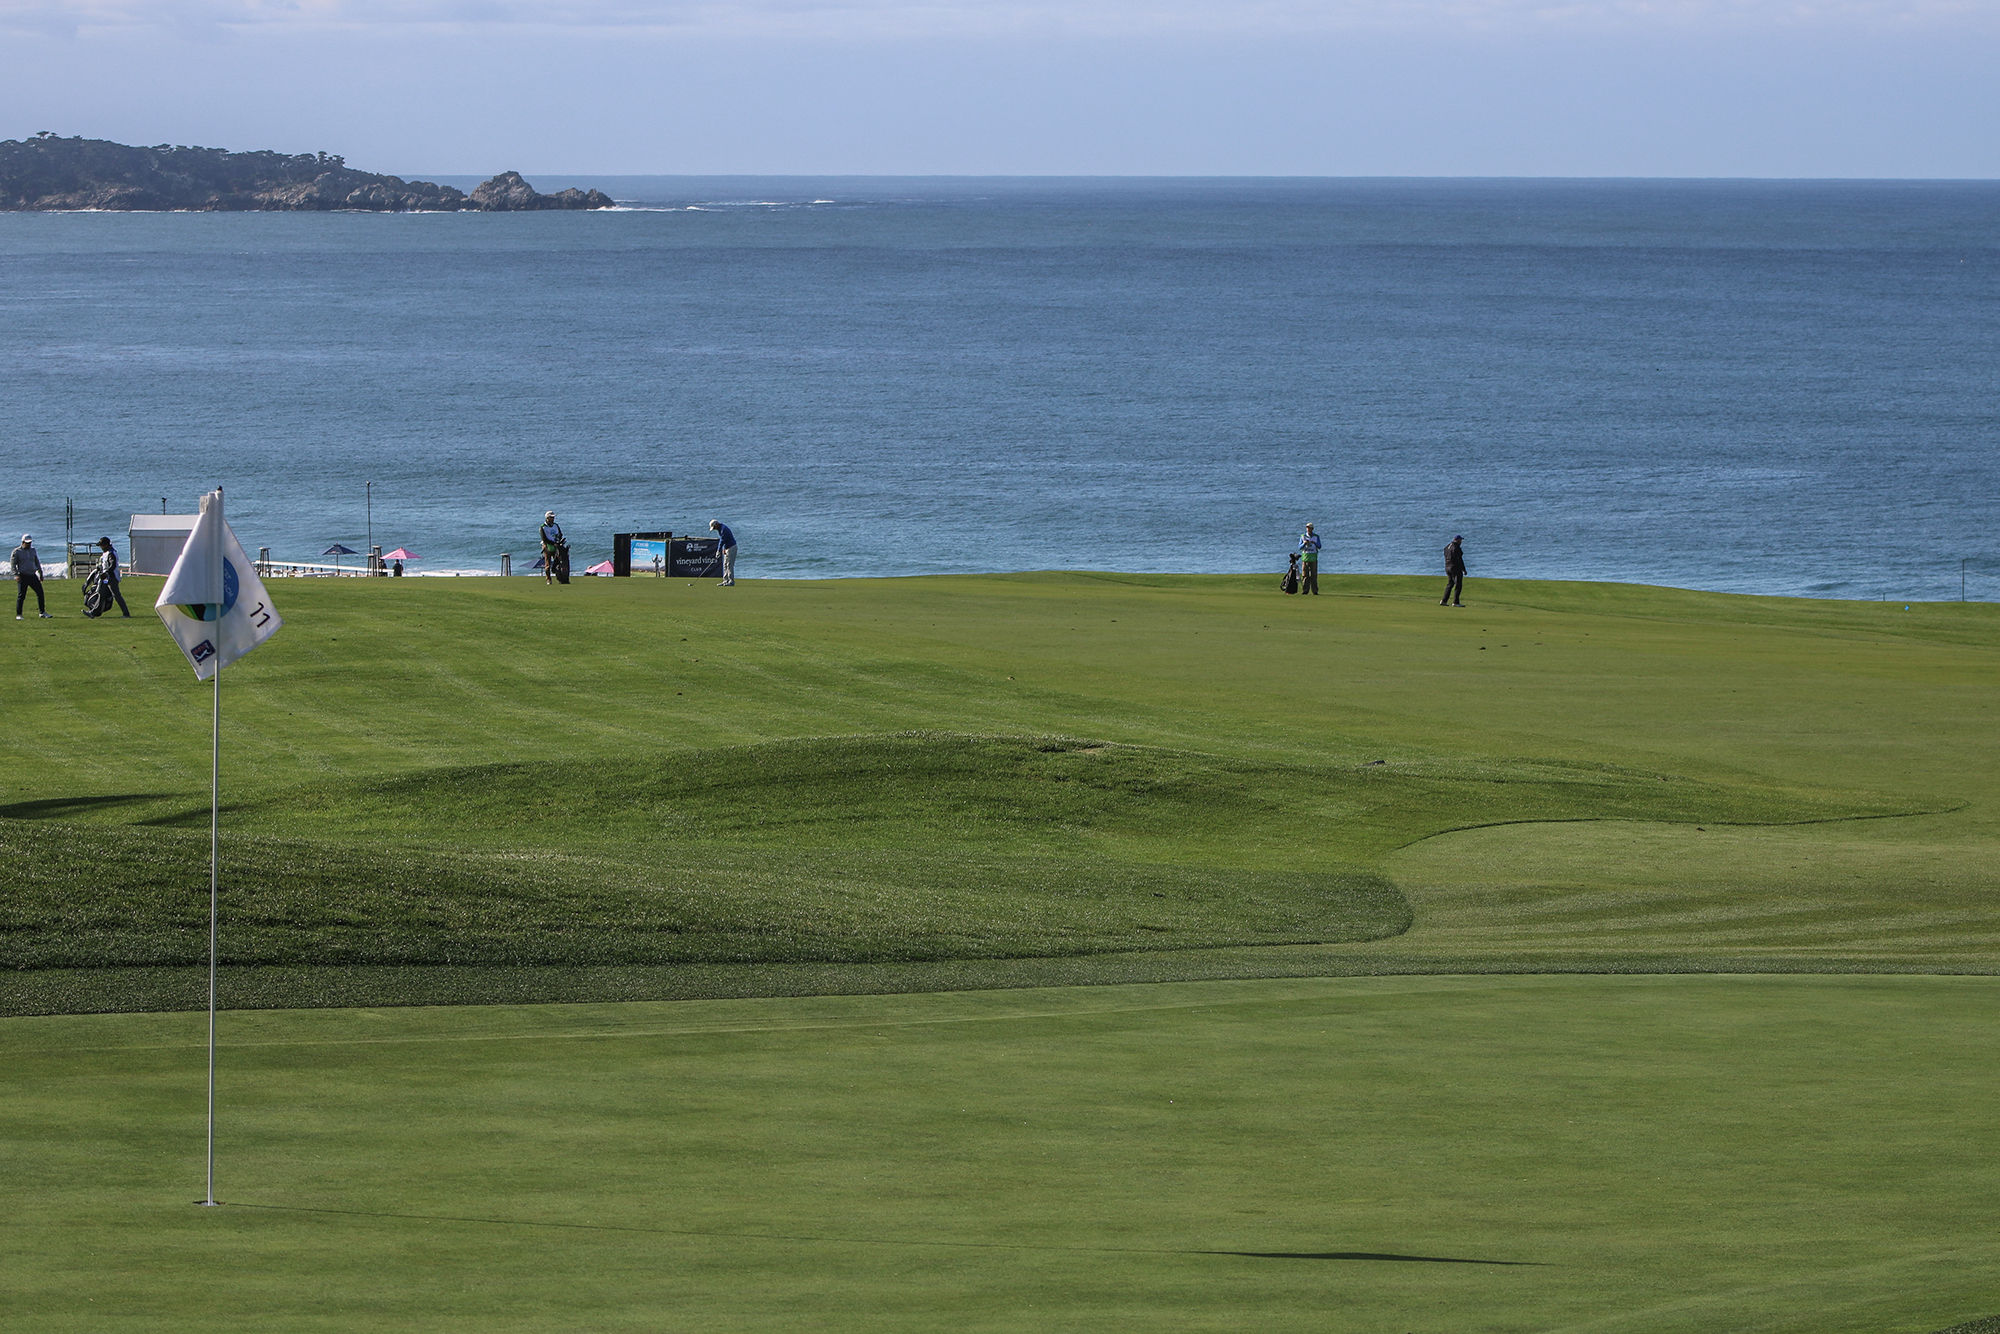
[{"x1": 2, "y1": 572, "x2": 1992, "y2": 1011}]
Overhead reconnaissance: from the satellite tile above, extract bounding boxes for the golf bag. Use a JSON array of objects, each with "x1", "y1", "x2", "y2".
[
  {"x1": 83, "y1": 567, "x2": 116, "y2": 617},
  {"x1": 1281, "y1": 553, "x2": 1300, "y2": 595},
  {"x1": 545, "y1": 541, "x2": 571, "y2": 585}
]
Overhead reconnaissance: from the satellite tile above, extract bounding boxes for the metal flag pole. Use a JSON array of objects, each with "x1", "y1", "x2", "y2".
[
  {"x1": 203, "y1": 645, "x2": 220, "y2": 1206},
  {"x1": 202, "y1": 488, "x2": 224, "y2": 1208},
  {"x1": 150, "y1": 485, "x2": 283, "y2": 1211}
]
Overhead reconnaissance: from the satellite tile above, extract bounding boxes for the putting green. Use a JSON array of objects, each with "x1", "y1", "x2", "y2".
[{"x1": 4, "y1": 974, "x2": 1996, "y2": 1332}]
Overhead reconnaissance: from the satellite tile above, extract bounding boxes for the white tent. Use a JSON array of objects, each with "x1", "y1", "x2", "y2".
[{"x1": 129, "y1": 514, "x2": 200, "y2": 576}]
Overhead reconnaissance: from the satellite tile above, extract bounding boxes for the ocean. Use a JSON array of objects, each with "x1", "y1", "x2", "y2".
[{"x1": 2, "y1": 177, "x2": 1995, "y2": 599}]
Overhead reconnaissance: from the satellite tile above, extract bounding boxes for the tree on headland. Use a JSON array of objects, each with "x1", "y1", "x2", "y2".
[{"x1": 0, "y1": 134, "x2": 612, "y2": 212}]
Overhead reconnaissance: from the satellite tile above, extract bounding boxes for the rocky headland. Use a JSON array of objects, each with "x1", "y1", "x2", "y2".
[{"x1": 0, "y1": 134, "x2": 615, "y2": 212}]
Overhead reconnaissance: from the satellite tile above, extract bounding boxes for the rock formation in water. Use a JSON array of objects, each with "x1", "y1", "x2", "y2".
[
  {"x1": 0, "y1": 133, "x2": 615, "y2": 212},
  {"x1": 468, "y1": 171, "x2": 615, "y2": 211}
]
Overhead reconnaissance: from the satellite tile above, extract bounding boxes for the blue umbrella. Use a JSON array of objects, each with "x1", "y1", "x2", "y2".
[{"x1": 322, "y1": 544, "x2": 359, "y2": 575}]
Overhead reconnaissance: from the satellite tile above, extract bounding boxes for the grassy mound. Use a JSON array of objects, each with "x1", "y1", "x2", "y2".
[
  {"x1": 0, "y1": 821, "x2": 1406, "y2": 970},
  {"x1": 169, "y1": 731, "x2": 1909, "y2": 861},
  {"x1": 2, "y1": 729, "x2": 1909, "y2": 975},
  {"x1": 2, "y1": 735, "x2": 1431, "y2": 968}
]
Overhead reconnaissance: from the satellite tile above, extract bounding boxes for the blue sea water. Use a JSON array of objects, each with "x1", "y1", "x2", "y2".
[{"x1": 2, "y1": 177, "x2": 1995, "y2": 599}]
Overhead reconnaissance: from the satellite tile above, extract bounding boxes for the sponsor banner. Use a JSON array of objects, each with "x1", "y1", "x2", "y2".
[
  {"x1": 630, "y1": 538, "x2": 668, "y2": 575},
  {"x1": 669, "y1": 537, "x2": 723, "y2": 579}
]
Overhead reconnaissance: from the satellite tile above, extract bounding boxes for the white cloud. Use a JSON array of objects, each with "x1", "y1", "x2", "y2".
[{"x1": 6, "y1": 0, "x2": 1994, "y2": 37}]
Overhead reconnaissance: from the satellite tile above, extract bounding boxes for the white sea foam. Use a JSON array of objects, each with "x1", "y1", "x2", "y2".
[{"x1": 610, "y1": 200, "x2": 824, "y2": 211}]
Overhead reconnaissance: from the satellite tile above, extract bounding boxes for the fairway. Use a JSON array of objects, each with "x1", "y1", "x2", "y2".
[
  {"x1": 4, "y1": 974, "x2": 1998, "y2": 1333},
  {"x1": 3, "y1": 572, "x2": 1997, "y2": 1330},
  {"x1": 3, "y1": 572, "x2": 1996, "y2": 1008}
]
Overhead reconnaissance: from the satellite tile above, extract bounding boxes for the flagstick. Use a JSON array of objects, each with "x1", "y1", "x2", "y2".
[
  {"x1": 203, "y1": 655, "x2": 220, "y2": 1206},
  {"x1": 203, "y1": 489, "x2": 224, "y2": 1208},
  {"x1": 203, "y1": 488, "x2": 223, "y2": 1207},
  {"x1": 163, "y1": 486, "x2": 280, "y2": 1212}
]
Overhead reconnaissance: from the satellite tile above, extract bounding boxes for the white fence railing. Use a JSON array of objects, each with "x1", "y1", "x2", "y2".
[{"x1": 255, "y1": 561, "x2": 378, "y2": 578}]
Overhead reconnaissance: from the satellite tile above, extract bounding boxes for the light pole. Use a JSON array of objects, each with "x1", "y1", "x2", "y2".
[
  {"x1": 1964, "y1": 558, "x2": 1969, "y2": 603},
  {"x1": 366, "y1": 481, "x2": 374, "y2": 576}
]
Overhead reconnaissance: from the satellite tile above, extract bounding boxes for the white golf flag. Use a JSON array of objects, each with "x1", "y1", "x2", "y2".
[{"x1": 155, "y1": 489, "x2": 282, "y2": 680}]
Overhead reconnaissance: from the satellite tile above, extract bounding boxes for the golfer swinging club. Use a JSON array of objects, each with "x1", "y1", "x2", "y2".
[{"x1": 708, "y1": 518, "x2": 736, "y2": 586}]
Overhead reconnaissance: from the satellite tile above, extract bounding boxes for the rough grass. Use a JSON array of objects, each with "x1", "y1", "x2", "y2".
[{"x1": 0, "y1": 814, "x2": 1407, "y2": 969}]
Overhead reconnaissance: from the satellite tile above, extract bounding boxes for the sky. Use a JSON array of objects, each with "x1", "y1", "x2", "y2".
[{"x1": 1, "y1": 0, "x2": 1996, "y2": 176}]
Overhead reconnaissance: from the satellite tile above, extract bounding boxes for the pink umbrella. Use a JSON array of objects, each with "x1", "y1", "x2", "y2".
[
  {"x1": 585, "y1": 560, "x2": 615, "y2": 575},
  {"x1": 383, "y1": 548, "x2": 421, "y2": 561}
]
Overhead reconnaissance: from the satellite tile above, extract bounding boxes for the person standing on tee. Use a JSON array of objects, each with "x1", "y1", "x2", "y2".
[
  {"x1": 12, "y1": 535, "x2": 47, "y2": 619},
  {"x1": 1296, "y1": 523, "x2": 1322, "y2": 595},
  {"x1": 1442, "y1": 535, "x2": 1466, "y2": 607},
  {"x1": 709, "y1": 519, "x2": 737, "y2": 586}
]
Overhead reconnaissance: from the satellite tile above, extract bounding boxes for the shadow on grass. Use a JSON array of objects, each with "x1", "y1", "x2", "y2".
[
  {"x1": 1202, "y1": 1250, "x2": 1542, "y2": 1264},
  {"x1": 10, "y1": 953, "x2": 1998, "y2": 1019},
  {"x1": 221, "y1": 1203, "x2": 1541, "y2": 1264},
  {"x1": 130, "y1": 805, "x2": 252, "y2": 828},
  {"x1": 0, "y1": 792, "x2": 175, "y2": 819}
]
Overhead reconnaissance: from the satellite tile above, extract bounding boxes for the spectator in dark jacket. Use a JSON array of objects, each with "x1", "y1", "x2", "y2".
[
  {"x1": 95, "y1": 537, "x2": 131, "y2": 616},
  {"x1": 1442, "y1": 535, "x2": 1466, "y2": 607},
  {"x1": 12, "y1": 535, "x2": 47, "y2": 619}
]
